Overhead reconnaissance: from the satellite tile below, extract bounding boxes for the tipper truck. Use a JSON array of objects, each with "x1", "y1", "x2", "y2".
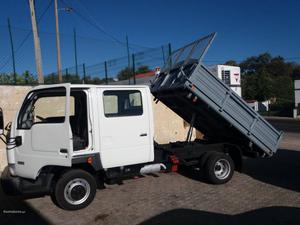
[{"x1": 0, "y1": 33, "x2": 283, "y2": 210}]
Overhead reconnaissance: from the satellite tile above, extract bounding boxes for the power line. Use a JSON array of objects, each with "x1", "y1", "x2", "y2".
[
  {"x1": 74, "y1": 0, "x2": 153, "y2": 50},
  {"x1": 0, "y1": 0, "x2": 53, "y2": 73},
  {"x1": 60, "y1": 0, "x2": 124, "y2": 45},
  {"x1": 0, "y1": 24, "x2": 151, "y2": 49},
  {"x1": 60, "y1": 0, "x2": 152, "y2": 50}
]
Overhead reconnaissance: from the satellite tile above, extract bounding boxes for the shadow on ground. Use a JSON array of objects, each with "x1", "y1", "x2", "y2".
[
  {"x1": 138, "y1": 206, "x2": 300, "y2": 225},
  {"x1": 179, "y1": 148, "x2": 300, "y2": 193},
  {"x1": 0, "y1": 183, "x2": 51, "y2": 225},
  {"x1": 243, "y1": 148, "x2": 300, "y2": 192}
]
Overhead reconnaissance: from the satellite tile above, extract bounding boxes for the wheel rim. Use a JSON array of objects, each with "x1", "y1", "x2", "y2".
[
  {"x1": 214, "y1": 159, "x2": 231, "y2": 180},
  {"x1": 64, "y1": 178, "x2": 91, "y2": 205}
]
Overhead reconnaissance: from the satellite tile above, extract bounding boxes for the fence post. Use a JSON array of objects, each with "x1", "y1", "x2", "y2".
[
  {"x1": 161, "y1": 45, "x2": 166, "y2": 65},
  {"x1": 104, "y1": 61, "x2": 108, "y2": 84},
  {"x1": 51, "y1": 73, "x2": 55, "y2": 84},
  {"x1": 132, "y1": 54, "x2": 136, "y2": 85},
  {"x1": 74, "y1": 28, "x2": 78, "y2": 76},
  {"x1": 65, "y1": 68, "x2": 68, "y2": 83},
  {"x1": 168, "y1": 43, "x2": 172, "y2": 69},
  {"x1": 83, "y1": 63, "x2": 86, "y2": 84}
]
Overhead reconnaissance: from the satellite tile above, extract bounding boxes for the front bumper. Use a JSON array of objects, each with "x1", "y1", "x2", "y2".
[{"x1": 1, "y1": 166, "x2": 54, "y2": 196}]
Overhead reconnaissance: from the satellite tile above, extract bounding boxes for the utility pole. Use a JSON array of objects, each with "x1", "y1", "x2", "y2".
[
  {"x1": 7, "y1": 18, "x2": 16, "y2": 84},
  {"x1": 73, "y1": 28, "x2": 78, "y2": 76},
  {"x1": 54, "y1": 0, "x2": 62, "y2": 82},
  {"x1": 28, "y1": 0, "x2": 44, "y2": 84}
]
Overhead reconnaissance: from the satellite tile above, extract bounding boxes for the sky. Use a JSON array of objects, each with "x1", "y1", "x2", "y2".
[{"x1": 0, "y1": 0, "x2": 300, "y2": 75}]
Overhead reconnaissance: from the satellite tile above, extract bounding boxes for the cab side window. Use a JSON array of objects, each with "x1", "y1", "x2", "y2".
[{"x1": 103, "y1": 90, "x2": 143, "y2": 117}]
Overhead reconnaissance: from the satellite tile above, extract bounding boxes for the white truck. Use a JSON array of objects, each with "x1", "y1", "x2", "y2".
[{"x1": 0, "y1": 33, "x2": 282, "y2": 210}]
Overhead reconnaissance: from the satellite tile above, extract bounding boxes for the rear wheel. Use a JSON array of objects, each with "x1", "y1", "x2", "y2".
[
  {"x1": 51, "y1": 169, "x2": 97, "y2": 210},
  {"x1": 204, "y1": 153, "x2": 234, "y2": 184}
]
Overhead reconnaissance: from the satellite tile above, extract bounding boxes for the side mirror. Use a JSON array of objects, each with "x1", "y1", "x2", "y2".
[{"x1": 0, "y1": 108, "x2": 4, "y2": 135}]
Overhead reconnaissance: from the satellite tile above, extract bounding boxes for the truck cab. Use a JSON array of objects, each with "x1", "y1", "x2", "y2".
[
  {"x1": 1, "y1": 84, "x2": 156, "y2": 210},
  {"x1": 4, "y1": 83, "x2": 155, "y2": 178}
]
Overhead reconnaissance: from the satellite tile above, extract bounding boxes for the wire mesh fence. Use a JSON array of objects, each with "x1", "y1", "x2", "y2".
[
  {"x1": 0, "y1": 15, "x2": 171, "y2": 86},
  {"x1": 47, "y1": 43, "x2": 171, "y2": 85},
  {"x1": 0, "y1": 43, "x2": 171, "y2": 85}
]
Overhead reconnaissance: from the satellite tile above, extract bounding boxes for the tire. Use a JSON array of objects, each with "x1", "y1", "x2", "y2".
[
  {"x1": 204, "y1": 152, "x2": 234, "y2": 184},
  {"x1": 51, "y1": 169, "x2": 97, "y2": 210}
]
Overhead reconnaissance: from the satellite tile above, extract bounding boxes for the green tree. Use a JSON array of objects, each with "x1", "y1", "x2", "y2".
[
  {"x1": 255, "y1": 69, "x2": 272, "y2": 101},
  {"x1": 240, "y1": 54, "x2": 273, "y2": 101},
  {"x1": 271, "y1": 75, "x2": 294, "y2": 102},
  {"x1": 136, "y1": 65, "x2": 150, "y2": 74},
  {"x1": 242, "y1": 72, "x2": 258, "y2": 100},
  {"x1": 224, "y1": 60, "x2": 238, "y2": 66},
  {"x1": 0, "y1": 73, "x2": 15, "y2": 84},
  {"x1": 117, "y1": 67, "x2": 133, "y2": 80},
  {"x1": 44, "y1": 73, "x2": 59, "y2": 84},
  {"x1": 239, "y1": 52, "x2": 297, "y2": 102},
  {"x1": 292, "y1": 65, "x2": 300, "y2": 80},
  {"x1": 117, "y1": 65, "x2": 151, "y2": 80},
  {"x1": 21, "y1": 70, "x2": 37, "y2": 84}
]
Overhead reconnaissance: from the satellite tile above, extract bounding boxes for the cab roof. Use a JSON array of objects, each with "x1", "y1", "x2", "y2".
[{"x1": 32, "y1": 83, "x2": 149, "y2": 91}]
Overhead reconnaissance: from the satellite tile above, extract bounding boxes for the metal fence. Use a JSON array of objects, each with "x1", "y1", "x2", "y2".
[
  {"x1": 0, "y1": 43, "x2": 171, "y2": 85},
  {"x1": 51, "y1": 43, "x2": 171, "y2": 85}
]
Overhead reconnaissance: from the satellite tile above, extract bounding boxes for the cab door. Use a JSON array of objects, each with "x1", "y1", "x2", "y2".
[
  {"x1": 14, "y1": 84, "x2": 73, "y2": 179},
  {"x1": 98, "y1": 87, "x2": 153, "y2": 168}
]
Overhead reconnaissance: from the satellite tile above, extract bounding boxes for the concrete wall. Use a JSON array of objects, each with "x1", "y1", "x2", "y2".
[
  {"x1": 0, "y1": 85, "x2": 33, "y2": 170},
  {"x1": 0, "y1": 85, "x2": 196, "y2": 171},
  {"x1": 153, "y1": 101, "x2": 196, "y2": 144}
]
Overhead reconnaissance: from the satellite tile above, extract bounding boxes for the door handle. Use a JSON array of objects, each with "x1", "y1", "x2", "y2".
[
  {"x1": 140, "y1": 133, "x2": 147, "y2": 137},
  {"x1": 60, "y1": 148, "x2": 68, "y2": 154}
]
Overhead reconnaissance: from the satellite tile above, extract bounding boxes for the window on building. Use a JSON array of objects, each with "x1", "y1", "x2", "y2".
[
  {"x1": 221, "y1": 70, "x2": 231, "y2": 85},
  {"x1": 103, "y1": 90, "x2": 143, "y2": 117}
]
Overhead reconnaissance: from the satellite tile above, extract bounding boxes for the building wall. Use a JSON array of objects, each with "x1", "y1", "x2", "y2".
[
  {"x1": 209, "y1": 64, "x2": 242, "y2": 97},
  {"x1": 295, "y1": 80, "x2": 300, "y2": 107},
  {"x1": 0, "y1": 85, "x2": 196, "y2": 171},
  {"x1": 294, "y1": 80, "x2": 300, "y2": 118},
  {"x1": 153, "y1": 100, "x2": 196, "y2": 144}
]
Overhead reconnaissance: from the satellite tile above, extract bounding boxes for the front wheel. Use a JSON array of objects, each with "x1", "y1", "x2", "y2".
[
  {"x1": 204, "y1": 153, "x2": 234, "y2": 184},
  {"x1": 51, "y1": 169, "x2": 97, "y2": 210}
]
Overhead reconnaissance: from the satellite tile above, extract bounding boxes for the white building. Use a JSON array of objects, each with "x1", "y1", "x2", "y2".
[
  {"x1": 209, "y1": 65, "x2": 242, "y2": 97},
  {"x1": 294, "y1": 80, "x2": 300, "y2": 118}
]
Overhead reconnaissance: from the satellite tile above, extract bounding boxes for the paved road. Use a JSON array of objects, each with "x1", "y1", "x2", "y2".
[
  {"x1": 266, "y1": 117, "x2": 300, "y2": 133},
  {"x1": 1, "y1": 118, "x2": 300, "y2": 225}
]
